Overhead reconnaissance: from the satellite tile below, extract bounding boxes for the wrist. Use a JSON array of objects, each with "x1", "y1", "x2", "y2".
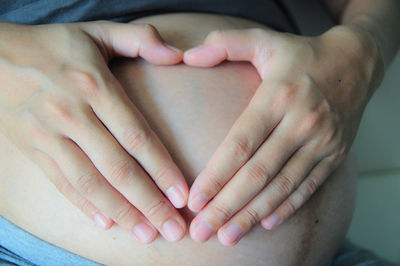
[
  {"x1": 345, "y1": 14, "x2": 387, "y2": 69},
  {"x1": 318, "y1": 22, "x2": 384, "y2": 101}
]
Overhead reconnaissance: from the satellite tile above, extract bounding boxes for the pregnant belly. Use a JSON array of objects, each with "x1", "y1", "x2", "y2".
[{"x1": 0, "y1": 13, "x2": 357, "y2": 266}]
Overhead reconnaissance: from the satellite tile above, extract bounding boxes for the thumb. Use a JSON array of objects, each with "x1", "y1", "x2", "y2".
[
  {"x1": 80, "y1": 21, "x2": 183, "y2": 65},
  {"x1": 183, "y1": 29, "x2": 272, "y2": 73}
]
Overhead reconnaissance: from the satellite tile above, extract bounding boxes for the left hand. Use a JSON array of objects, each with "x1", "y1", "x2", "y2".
[{"x1": 183, "y1": 24, "x2": 384, "y2": 246}]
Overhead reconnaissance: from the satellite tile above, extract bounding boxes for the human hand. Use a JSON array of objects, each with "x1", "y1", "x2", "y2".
[
  {"x1": 183, "y1": 25, "x2": 383, "y2": 245},
  {"x1": 0, "y1": 21, "x2": 189, "y2": 243}
]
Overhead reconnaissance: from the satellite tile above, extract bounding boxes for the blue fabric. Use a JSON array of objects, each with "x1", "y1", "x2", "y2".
[
  {"x1": 0, "y1": 215, "x2": 397, "y2": 266},
  {"x1": 0, "y1": 1, "x2": 395, "y2": 265},
  {"x1": 0, "y1": 216, "x2": 100, "y2": 266},
  {"x1": 327, "y1": 239, "x2": 398, "y2": 266},
  {"x1": 0, "y1": 0, "x2": 299, "y2": 34}
]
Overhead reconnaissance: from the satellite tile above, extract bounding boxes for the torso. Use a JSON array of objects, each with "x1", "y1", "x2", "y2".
[{"x1": 0, "y1": 13, "x2": 357, "y2": 266}]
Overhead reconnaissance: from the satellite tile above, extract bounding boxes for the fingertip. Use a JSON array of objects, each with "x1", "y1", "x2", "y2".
[
  {"x1": 183, "y1": 45, "x2": 203, "y2": 58},
  {"x1": 166, "y1": 184, "x2": 187, "y2": 208},
  {"x1": 140, "y1": 44, "x2": 183, "y2": 65},
  {"x1": 189, "y1": 218, "x2": 214, "y2": 242},
  {"x1": 217, "y1": 226, "x2": 241, "y2": 246},
  {"x1": 165, "y1": 43, "x2": 183, "y2": 54},
  {"x1": 183, "y1": 46, "x2": 223, "y2": 67},
  {"x1": 94, "y1": 212, "x2": 114, "y2": 230},
  {"x1": 261, "y1": 213, "x2": 282, "y2": 230},
  {"x1": 188, "y1": 193, "x2": 209, "y2": 212},
  {"x1": 133, "y1": 223, "x2": 158, "y2": 244},
  {"x1": 162, "y1": 44, "x2": 184, "y2": 64},
  {"x1": 162, "y1": 219, "x2": 186, "y2": 242},
  {"x1": 105, "y1": 220, "x2": 115, "y2": 230}
]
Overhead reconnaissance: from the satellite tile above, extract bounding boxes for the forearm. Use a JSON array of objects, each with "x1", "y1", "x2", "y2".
[{"x1": 324, "y1": 0, "x2": 400, "y2": 70}]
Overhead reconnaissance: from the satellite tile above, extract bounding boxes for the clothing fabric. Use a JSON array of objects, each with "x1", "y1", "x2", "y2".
[
  {"x1": 0, "y1": 216, "x2": 99, "y2": 266},
  {"x1": 0, "y1": 1, "x2": 396, "y2": 265},
  {"x1": 0, "y1": 0, "x2": 299, "y2": 34},
  {"x1": 0, "y1": 215, "x2": 397, "y2": 266},
  {"x1": 328, "y1": 239, "x2": 398, "y2": 266}
]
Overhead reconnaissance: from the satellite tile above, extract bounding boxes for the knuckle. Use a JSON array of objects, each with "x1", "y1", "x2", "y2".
[
  {"x1": 305, "y1": 178, "x2": 319, "y2": 196},
  {"x1": 145, "y1": 199, "x2": 168, "y2": 219},
  {"x1": 255, "y1": 45, "x2": 273, "y2": 69},
  {"x1": 338, "y1": 144, "x2": 347, "y2": 158},
  {"x1": 153, "y1": 166, "x2": 174, "y2": 186},
  {"x1": 229, "y1": 136, "x2": 252, "y2": 161},
  {"x1": 142, "y1": 23, "x2": 158, "y2": 36},
  {"x1": 76, "y1": 172, "x2": 100, "y2": 195},
  {"x1": 53, "y1": 177, "x2": 72, "y2": 196},
  {"x1": 323, "y1": 126, "x2": 342, "y2": 151},
  {"x1": 244, "y1": 162, "x2": 270, "y2": 188},
  {"x1": 207, "y1": 29, "x2": 224, "y2": 42},
  {"x1": 315, "y1": 112, "x2": 342, "y2": 150},
  {"x1": 322, "y1": 122, "x2": 337, "y2": 144},
  {"x1": 270, "y1": 83, "x2": 298, "y2": 112},
  {"x1": 204, "y1": 167, "x2": 225, "y2": 191},
  {"x1": 244, "y1": 207, "x2": 261, "y2": 226},
  {"x1": 72, "y1": 70, "x2": 103, "y2": 100},
  {"x1": 264, "y1": 198, "x2": 276, "y2": 213},
  {"x1": 279, "y1": 84, "x2": 298, "y2": 103},
  {"x1": 123, "y1": 127, "x2": 151, "y2": 153},
  {"x1": 109, "y1": 160, "x2": 135, "y2": 186},
  {"x1": 332, "y1": 144, "x2": 347, "y2": 162},
  {"x1": 299, "y1": 110, "x2": 322, "y2": 135},
  {"x1": 75, "y1": 197, "x2": 93, "y2": 215},
  {"x1": 114, "y1": 204, "x2": 136, "y2": 223},
  {"x1": 214, "y1": 204, "x2": 233, "y2": 221},
  {"x1": 284, "y1": 200, "x2": 297, "y2": 216},
  {"x1": 319, "y1": 98, "x2": 332, "y2": 114},
  {"x1": 275, "y1": 172, "x2": 296, "y2": 196},
  {"x1": 46, "y1": 99, "x2": 77, "y2": 125}
]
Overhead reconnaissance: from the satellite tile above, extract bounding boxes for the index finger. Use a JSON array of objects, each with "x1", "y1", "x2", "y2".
[
  {"x1": 188, "y1": 80, "x2": 284, "y2": 212},
  {"x1": 80, "y1": 22, "x2": 189, "y2": 208},
  {"x1": 89, "y1": 71, "x2": 189, "y2": 209}
]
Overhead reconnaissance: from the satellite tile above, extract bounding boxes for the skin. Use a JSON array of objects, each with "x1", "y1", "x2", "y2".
[
  {"x1": 0, "y1": 21, "x2": 190, "y2": 243},
  {"x1": 185, "y1": 0, "x2": 400, "y2": 246},
  {"x1": 325, "y1": 0, "x2": 400, "y2": 69},
  {"x1": 0, "y1": 0, "x2": 398, "y2": 250},
  {"x1": 0, "y1": 14, "x2": 358, "y2": 266}
]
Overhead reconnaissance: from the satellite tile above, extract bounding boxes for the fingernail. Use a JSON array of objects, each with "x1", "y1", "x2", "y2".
[
  {"x1": 94, "y1": 212, "x2": 111, "y2": 229},
  {"x1": 166, "y1": 186, "x2": 186, "y2": 208},
  {"x1": 222, "y1": 223, "x2": 243, "y2": 244},
  {"x1": 192, "y1": 220, "x2": 214, "y2": 242},
  {"x1": 133, "y1": 223, "x2": 156, "y2": 243},
  {"x1": 262, "y1": 213, "x2": 281, "y2": 230},
  {"x1": 188, "y1": 193, "x2": 209, "y2": 212},
  {"x1": 162, "y1": 219, "x2": 184, "y2": 242},
  {"x1": 165, "y1": 43, "x2": 182, "y2": 53},
  {"x1": 184, "y1": 45, "x2": 203, "y2": 55}
]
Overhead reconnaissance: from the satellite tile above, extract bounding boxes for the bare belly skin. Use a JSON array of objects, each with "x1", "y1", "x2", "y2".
[{"x1": 0, "y1": 13, "x2": 357, "y2": 266}]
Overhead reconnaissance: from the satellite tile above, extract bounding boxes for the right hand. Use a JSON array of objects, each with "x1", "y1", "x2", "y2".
[{"x1": 0, "y1": 21, "x2": 188, "y2": 243}]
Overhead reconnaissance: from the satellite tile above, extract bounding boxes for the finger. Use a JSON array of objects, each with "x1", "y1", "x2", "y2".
[
  {"x1": 88, "y1": 71, "x2": 188, "y2": 209},
  {"x1": 65, "y1": 112, "x2": 186, "y2": 242},
  {"x1": 184, "y1": 28, "x2": 273, "y2": 74},
  {"x1": 29, "y1": 147, "x2": 114, "y2": 230},
  {"x1": 80, "y1": 21, "x2": 183, "y2": 64},
  {"x1": 189, "y1": 117, "x2": 303, "y2": 242},
  {"x1": 46, "y1": 137, "x2": 159, "y2": 244},
  {"x1": 188, "y1": 81, "x2": 283, "y2": 212},
  {"x1": 216, "y1": 144, "x2": 320, "y2": 246},
  {"x1": 261, "y1": 155, "x2": 337, "y2": 231},
  {"x1": 215, "y1": 119, "x2": 343, "y2": 245}
]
